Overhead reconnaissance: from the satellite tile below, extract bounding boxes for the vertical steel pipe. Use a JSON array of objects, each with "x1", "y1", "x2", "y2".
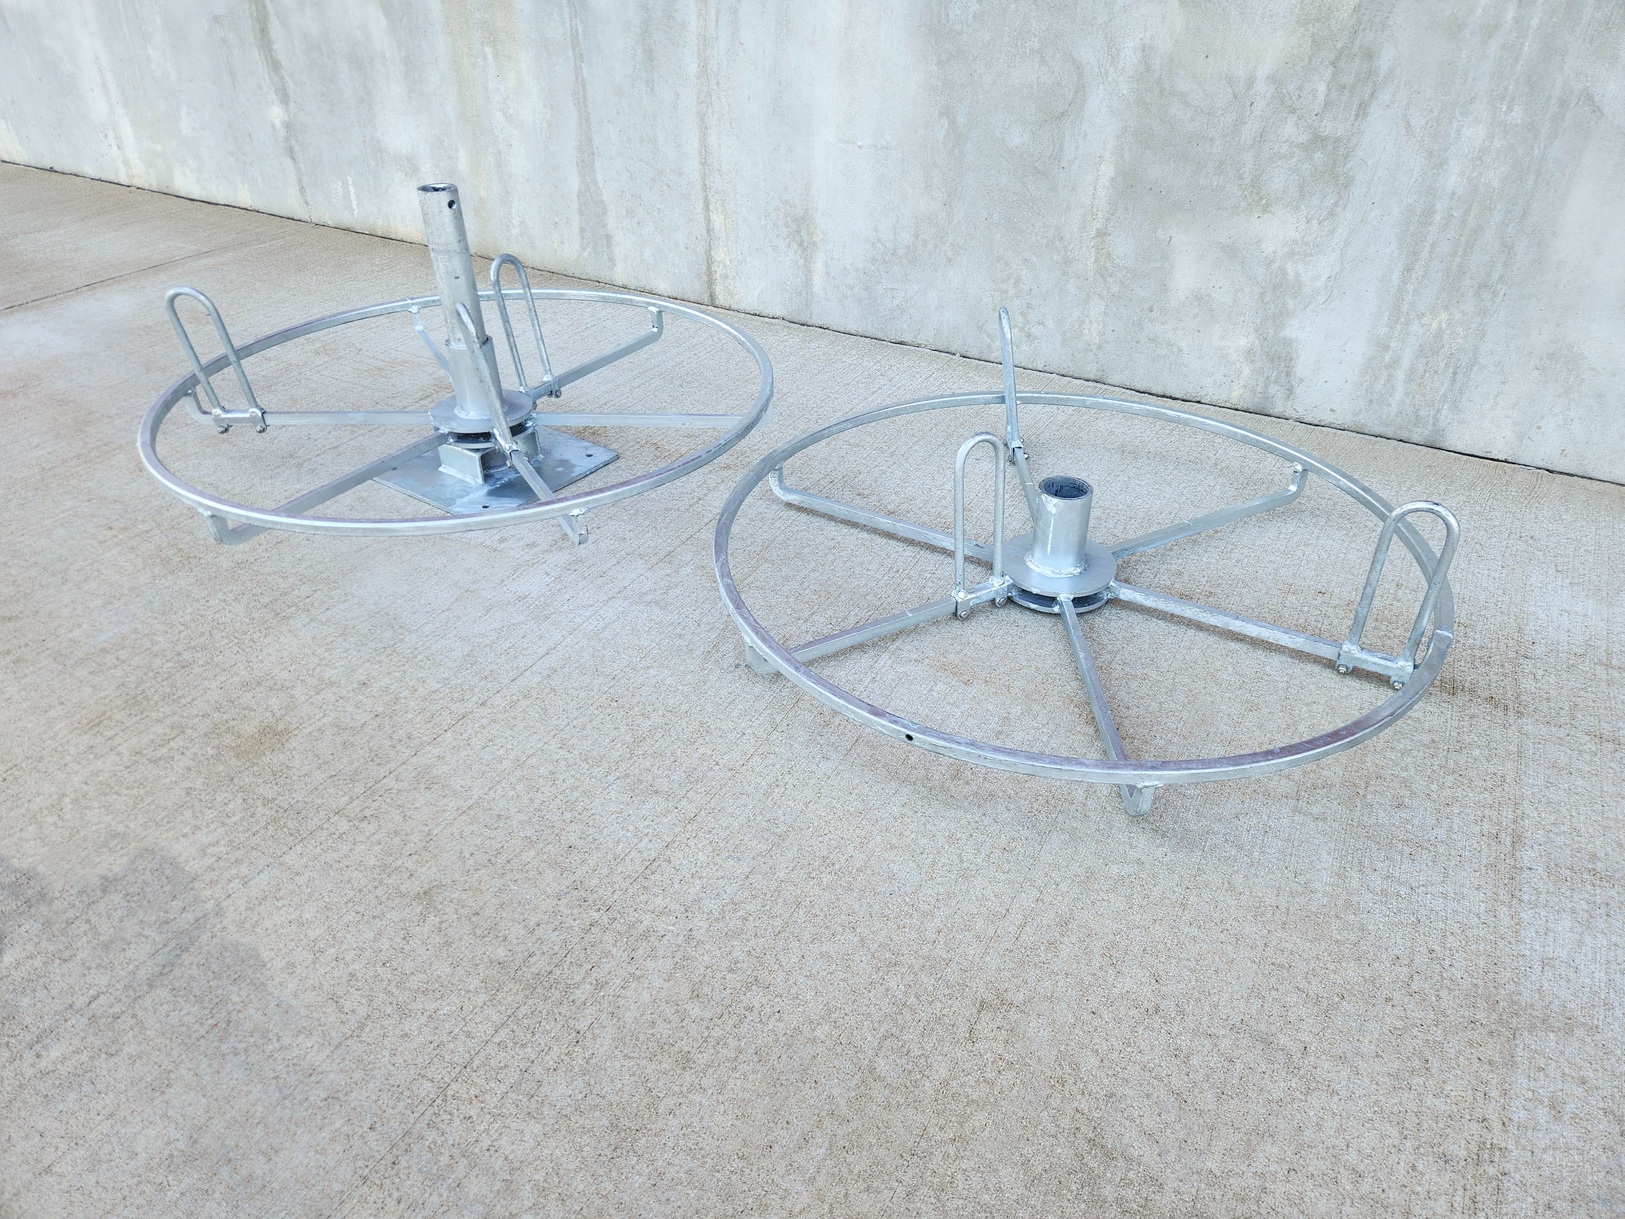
[
  {"x1": 418, "y1": 183, "x2": 504, "y2": 427},
  {"x1": 1028, "y1": 475, "x2": 1093, "y2": 576}
]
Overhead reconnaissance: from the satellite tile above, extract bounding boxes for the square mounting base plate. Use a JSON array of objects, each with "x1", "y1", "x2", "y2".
[{"x1": 374, "y1": 427, "x2": 619, "y2": 516}]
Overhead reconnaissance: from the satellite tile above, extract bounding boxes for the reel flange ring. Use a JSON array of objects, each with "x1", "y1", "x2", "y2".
[{"x1": 714, "y1": 312, "x2": 1458, "y2": 816}]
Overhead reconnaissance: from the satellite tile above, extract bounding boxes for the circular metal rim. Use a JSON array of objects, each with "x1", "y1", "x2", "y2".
[
  {"x1": 713, "y1": 390, "x2": 1455, "y2": 788},
  {"x1": 139, "y1": 286, "x2": 774, "y2": 537}
]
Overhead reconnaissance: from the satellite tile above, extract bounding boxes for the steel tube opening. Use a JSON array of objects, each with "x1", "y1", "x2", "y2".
[{"x1": 1029, "y1": 475, "x2": 1093, "y2": 575}]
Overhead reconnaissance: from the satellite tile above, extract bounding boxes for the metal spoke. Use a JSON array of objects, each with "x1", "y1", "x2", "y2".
[
  {"x1": 1111, "y1": 464, "x2": 1305, "y2": 559},
  {"x1": 1057, "y1": 597, "x2": 1153, "y2": 815},
  {"x1": 526, "y1": 310, "x2": 664, "y2": 399},
  {"x1": 508, "y1": 450, "x2": 586, "y2": 545},
  {"x1": 531, "y1": 411, "x2": 740, "y2": 429},
  {"x1": 787, "y1": 597, "x2": 959, "y2": 664},
  {"x1": 996, "y1": 307, "x2": 1043, "y2": 521},
  {"x1": 258, "y1": 410, "x2": 433, "y2": 427},
  {"x1": 256, "y1": 408, "x2": 736, "y2": 429},
  {"x1": 769, "y1": 466, "x2": 994, "y2": 563},
  {"x1": 205, "y1": 433, "x2": 442, "y2": 545},
  {"x1": 1110, "y1": 580, "x2": 1411, "y2": 682}
]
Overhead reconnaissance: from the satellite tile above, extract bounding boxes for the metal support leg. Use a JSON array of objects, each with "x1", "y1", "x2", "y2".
[{"x1": 788, "y1": 597, "x2": 960, "y2": 663}]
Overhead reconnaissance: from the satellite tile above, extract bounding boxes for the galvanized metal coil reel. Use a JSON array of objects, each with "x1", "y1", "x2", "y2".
[
  {"x1": 715, "y1": 309, "x2": 1459, "y2": 816},
  {"x1": 140, "y1": 183, "x2": 772, "y2": 545}
]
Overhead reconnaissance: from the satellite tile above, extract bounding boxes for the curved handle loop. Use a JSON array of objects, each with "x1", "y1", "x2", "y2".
[
  {"x1": 1341, "y1": 500, "x2": 1461, "y2": 677},
  {"x1": 165, "y1": 287, "x2": 266, "y2": 432},
  {"x1": 953, "y1": 432, "x2": 1008, "y2": 614},
  {"x1": 490, "y1": 254, "x2": 557, "y2": 397}
]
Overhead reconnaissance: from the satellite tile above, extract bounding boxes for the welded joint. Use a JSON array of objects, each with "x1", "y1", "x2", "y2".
[
  {"x1": 201, "y1": 511, "x2": 261, "y2": 546},
  {"x1": 1121, "y1": 785, "x2": 1156, "y2": 816}
]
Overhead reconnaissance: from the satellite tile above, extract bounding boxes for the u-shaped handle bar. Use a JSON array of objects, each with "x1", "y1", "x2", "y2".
[
  {"x1": 165, "y1": 286, "x2": 266, "y2": 432},
  {"x1": 490, "y1": 254, "x2": 557, "y2": 397},
  {"x1": 1341, "y1": 500, "x2": 1461, "y2": 674},
  {"x1": 953, "y1": 432, "x2": 1008, "y2": 612}
]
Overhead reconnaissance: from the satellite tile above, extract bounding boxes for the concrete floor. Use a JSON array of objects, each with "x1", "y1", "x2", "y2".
[{"x1": 1, "y1": 163, "x2": 1620, "y2": 1217}]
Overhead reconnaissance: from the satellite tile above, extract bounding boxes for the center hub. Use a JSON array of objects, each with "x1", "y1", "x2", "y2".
[{"x1": 1006, "y1": 474, "x2": 1116, "y2": 613}]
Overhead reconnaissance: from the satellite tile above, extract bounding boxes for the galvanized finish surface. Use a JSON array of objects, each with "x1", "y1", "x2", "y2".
[
  {"x1": 715, "y1": 318, "x2": 1459, "y2": 809},
  {"x1": 427, "y1": 389, "x2": 535, "y2": 435},
  {"x1": 1003, "y1": 534, "x2": 1117, "y2": 600},
  {"x1": 141, "y1": 285, "x2": 772, "y2": 539},
  {"x1": 376, "y1": 425, "x2": 618, "y2": 515},
  {"x1": 140, "y1": 186, "x2": 773, "y2": 543},
  {"x1": 6, "y1": 167, "x2": 1618, "y2": 1217}
]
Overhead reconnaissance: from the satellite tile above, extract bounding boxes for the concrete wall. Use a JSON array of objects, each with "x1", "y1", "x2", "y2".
[{"x1": 3, "y1": 0, "x2": 1621, "y2": 480}]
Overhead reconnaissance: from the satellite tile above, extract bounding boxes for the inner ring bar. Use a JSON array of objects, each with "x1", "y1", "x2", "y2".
[
  {"x1": 252, "y1": 410, "x2": 432, "y2": 427},
  {"x1": 529, "y1": 412, "x2": 741, "y2": 429},
  {"x1": 714, "y1": 392, "x2": 1455, "y2": 786},
  {"x1": 523, "y1": 309, "x2": 663, "y2": 400},
  {"x1": 1057, "y1": 596, "x2": 1154, "y2": 815},
  {"x1": 1111, "y1": 464, "x2": 1306, "y2": 559},
  {"x1": 769, "y1": 466, "x2": 994, "y2": 563},
  {"x1": 769, "y1": 419, "x2": 1304, "y2": 570}
]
